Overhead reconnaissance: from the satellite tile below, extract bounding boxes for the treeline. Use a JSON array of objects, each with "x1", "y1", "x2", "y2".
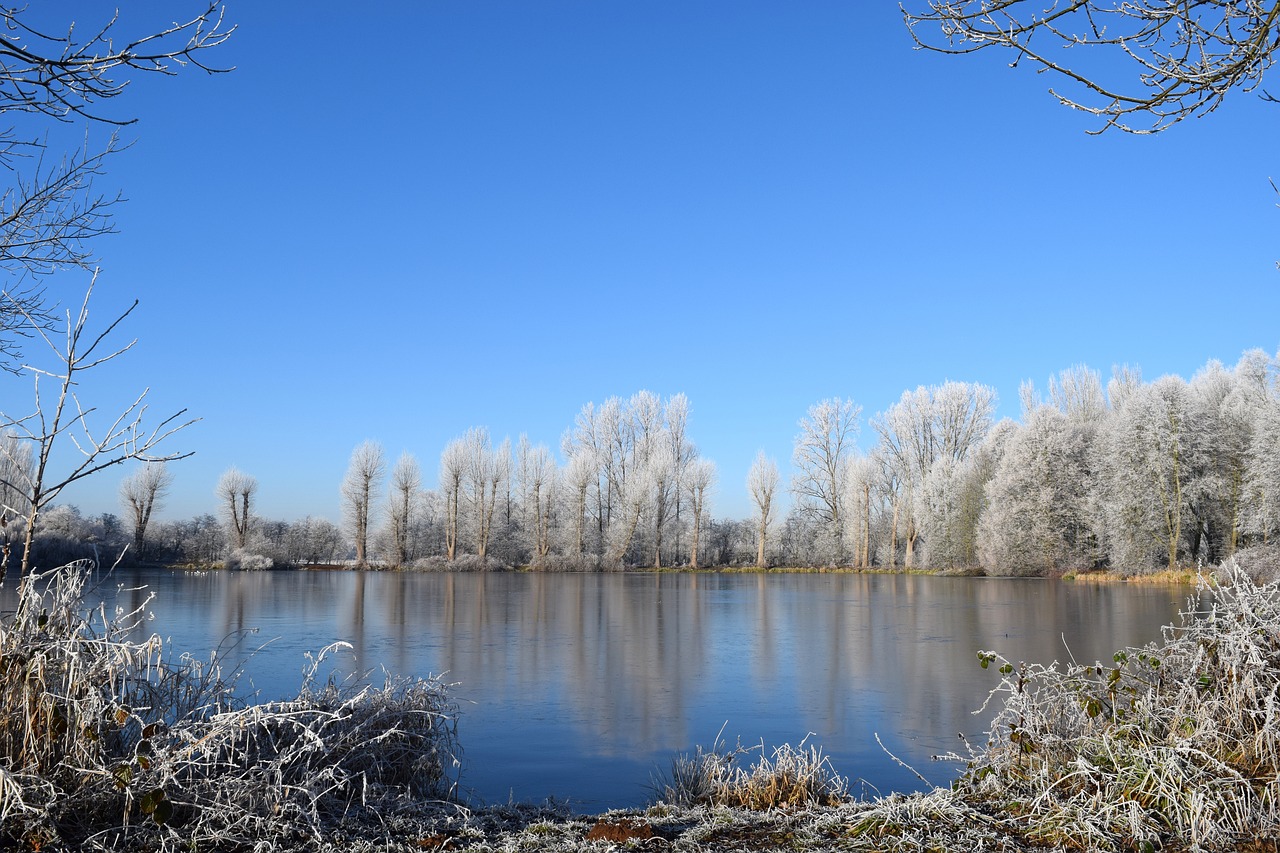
[
  {"x1": 815, "y1": 351, "x2": 1280, "y2": 575},
  {"x1": 9, "y1": 351, "x2": 1280, "y2": 575}
]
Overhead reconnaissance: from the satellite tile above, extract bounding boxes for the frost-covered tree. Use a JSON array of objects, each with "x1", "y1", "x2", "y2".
[
  {"x1": 792, "y1": 397, "x2": 861, "y2": 563},
  {"x1": 978, "y1": 407, "x2": 1093, "y2": 574},
  {"x1": 561, "y1": 390, "x2": 701, "y2": 566},
  {"x1": 289, "y1": 516, "x2": 345, "y2": 565},
  {"x1": 119, "y1": 462, "x2": 173, "y2": 561},
  {"x1": 664, "y1": 394, "x2": 695, "y2": 560},
  {"x1": 1049, "y1": 364, "x2": 1107, "y2": 423},
  {"x1": 1184, "y1": 358, "x2": 1265, "y2": 562},
  {"x1": 562, "y1": 449, "x2": 596, "y2": 561},
  {"x1": 607, "y1": 464, "x2": 650, "y2": 566},
  {"x1": 0, "y1": 432, "x2": 32, "y2": 575},
  {"x1": 438, "y1": 437, "x2": 466, "y2": 562},
  {"x1": 748, "y1": 451, "x2": 780, "y2": 568},
  {"x1": 516, "y1": 437, "x2": 557, "y2": 565},
  {"x1": 341, "y1": 440, "x2": 385, "y2": 568},
  {"x1": 873, "y1": 382, "x2": 996, "y2": 568},
  {"x1": 216, "y1": 468, "x2": 256, "y2": 552},
  {"x1": 903, "y1": 0, "x2": 1278, "y2": 133},
  {"x1": 684, "y1": 457, "x2": 715, "y2": 569},
  {"x1": 647, "y1": 442, "x2": 678, "y2": 568},
  {"x1": 1245, "y1": 354, "x2": 1280, "y2": 543},
  {"x1": 384, "y1": 451, "x2": 420, "y2": 569},
  {"x1": 1096, "y1": 375, "x2": 1194, "y2": 571},
  {"x1": 844, "y1": 455, "x2": 885, "y2": 568},
  {"x1": 0, "y1": 5, "x2": 233, "y2": 367},
  {"x1": 462, "y1": 428, "x2": 508, "y2": 563},
  {"x1": 0, "y1": 286, "x2": 195, "y2": 579}
]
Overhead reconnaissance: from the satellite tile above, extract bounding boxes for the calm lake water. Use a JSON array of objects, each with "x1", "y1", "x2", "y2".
[{"x1": 1, "y1": 568, "x2": 1194, "y2": 812}]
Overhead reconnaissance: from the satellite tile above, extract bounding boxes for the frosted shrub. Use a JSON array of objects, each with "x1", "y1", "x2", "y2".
[
  {"x1": 224, "y1": 549, "x2": 274, "y2": 571},
  {"x1": 958, "y1": 558, "x2": 1280, "y2": 850},
  {"x1": 449, "y1": 554, "x2": 502, "y2": 572},
  {"x1": 0, "y1": 561, "x2": 459, "y2": 851},
  {"x1": 1233, "y1": 543, "x2": 1280, "y2": 585},
  {"x1": 411, "y1": 555, "x2": 450, "y2": 572}
]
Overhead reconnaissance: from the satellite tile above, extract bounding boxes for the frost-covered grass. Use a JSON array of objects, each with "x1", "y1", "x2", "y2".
[
  {"x1": 951, "y1": 559, "x2": 1280, "y2": 850},
  {"x1": 655, "y1": 735, "x2": 849, "y2": 810},
  {"x1": 0, "y1": 560, "x2": 458, "y2": 852}
]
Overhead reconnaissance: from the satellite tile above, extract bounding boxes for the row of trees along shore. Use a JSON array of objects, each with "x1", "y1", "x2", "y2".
[{"x1": 9, "y1": 348, "x2": 1274, "y2": 577}]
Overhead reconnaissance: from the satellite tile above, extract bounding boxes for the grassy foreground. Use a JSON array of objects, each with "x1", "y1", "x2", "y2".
[{"x1": 4, "y1": 559, "x2": 1280, "y2": 851}]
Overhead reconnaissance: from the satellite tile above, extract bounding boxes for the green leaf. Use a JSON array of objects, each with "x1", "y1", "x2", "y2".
[
  {"x1": 140, "y1": 787, "x2": 166, "y2": 814},
  {"x1": 152, "y1": 799, "x2": 174, "y2": 826}
]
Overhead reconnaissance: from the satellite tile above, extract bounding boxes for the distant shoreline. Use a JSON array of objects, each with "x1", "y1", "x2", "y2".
[{"x1": 154, "y1": 559, "x2": 1204, "y2": 585}]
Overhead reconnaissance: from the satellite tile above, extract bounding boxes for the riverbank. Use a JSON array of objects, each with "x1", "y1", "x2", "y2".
[
  {"x1": 180, "y1": 557, "x2": 1204, "y2": 586},
  {"x1": 272, "y1": 795, "x2": 1046, "y2": 852}
]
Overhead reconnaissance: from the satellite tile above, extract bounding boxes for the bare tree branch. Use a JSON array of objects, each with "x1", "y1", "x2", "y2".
[
  {"x1": 0, "y1": 4, "x2": 233, "y2": 367},
  {"x1": 902, "y1": 0, "x2": 1280, "y2": 132},
  {"x1": 0, "y1": 277, "x2": 198, "y2": 581}
]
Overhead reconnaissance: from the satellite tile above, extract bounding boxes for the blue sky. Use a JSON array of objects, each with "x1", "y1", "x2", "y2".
[{"x1": 24, "y1": 1, "x2": 1279, "y2": 524}]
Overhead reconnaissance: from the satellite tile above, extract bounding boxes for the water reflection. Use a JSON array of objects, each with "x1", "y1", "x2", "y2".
[{"x1": 0, "y1": 569, "x2": 1191, "y2": 811}]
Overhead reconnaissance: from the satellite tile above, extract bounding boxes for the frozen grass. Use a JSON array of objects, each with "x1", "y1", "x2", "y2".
[
  {"x1": 655, "y1": 734, "x2": 849, "y2": 810},
  {"x1": 0, "y1": 560, "x2": 459, "y2": 851},
  {"x1": 951, "y1": 557, "x2": 1280, "y2": 851}
]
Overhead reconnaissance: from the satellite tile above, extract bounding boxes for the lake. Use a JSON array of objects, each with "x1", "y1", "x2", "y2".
[{"x1": 0, "y1": 568, "x2": 1194, "y2": 812}]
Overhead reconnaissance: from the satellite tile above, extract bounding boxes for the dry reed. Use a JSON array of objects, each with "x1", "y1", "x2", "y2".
[
  {"x1": 0, "y1": 560, "x2": 459, "y2": 851},
  {"x1": 656, "y1": 734, "x2": 849, "y2": 810}
]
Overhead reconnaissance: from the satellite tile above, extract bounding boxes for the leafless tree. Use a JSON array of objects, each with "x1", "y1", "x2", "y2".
[
  {"x1": 902, "y1": 0, "x2": 1278, "y2": 133},
  {"x1": 516, "y1": 437, "x2": 557, "y2": 564},
  {"x1": 341, "y1": 440, "x2": 385, "y2": 567},
  {"x1": 0, "y1": 431, "x2": 32, "y2": 576},
  {"x1": 0, "y1": 282, "x2": 195, "y2": 581},
  {"x1": 684, "y1": 458, "x2": 716, "y2": 569},
  {"x1": 439, "y1": 438, "x2": 466, "y2": 562},
  {"x1": 385, "y1": 451, "x2": 420, "y2": 569},
  {"x1": 119, "y1": 462, "x2": 173, "y2": 561},
  {"x1": 748, "y1": 451, "x2": 780, "y2": 568},
  {"x1": 873, "y1": 382, "x2": 996, "y2": 567},
  {"x1": 792, "y1": 397, "x2": 862, "y2": 562},
  {"x1": 563, "y1": 449, "x2": 595, "y2": 560},
  {"x1": 215, "y1": 467, "x2": 256, "y2": 553},
  {"x1": 0, "y1": 5, "x2": 234, "y2": 366}
]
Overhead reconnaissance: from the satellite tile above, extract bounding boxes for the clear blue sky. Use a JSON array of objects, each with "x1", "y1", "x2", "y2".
[{"x1": 33, "y1": 1, "x2": 1279, "y2": 525}]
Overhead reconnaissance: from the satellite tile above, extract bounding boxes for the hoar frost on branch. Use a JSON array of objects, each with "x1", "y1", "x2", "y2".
[
  {"x1": 0, "y1": 4, "x2": 234, "y2": 367},
  {"x1": 902, "y1": 0, "x2": 1280, "y2": 133},
  {"x1": 0, "y1": 282, "x2": 195, "y2": 582}
]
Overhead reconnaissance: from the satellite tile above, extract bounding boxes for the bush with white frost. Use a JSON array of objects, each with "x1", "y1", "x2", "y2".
[
  {"x1": 0, "y1": 560, "x2": 458, "y2": 851},
  {"x1": 224, "y1": 549, "x2": 274, "y2": 571},
  {"x1": 949, "y1": 558, "x2": 1280, "y2": 850}
]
